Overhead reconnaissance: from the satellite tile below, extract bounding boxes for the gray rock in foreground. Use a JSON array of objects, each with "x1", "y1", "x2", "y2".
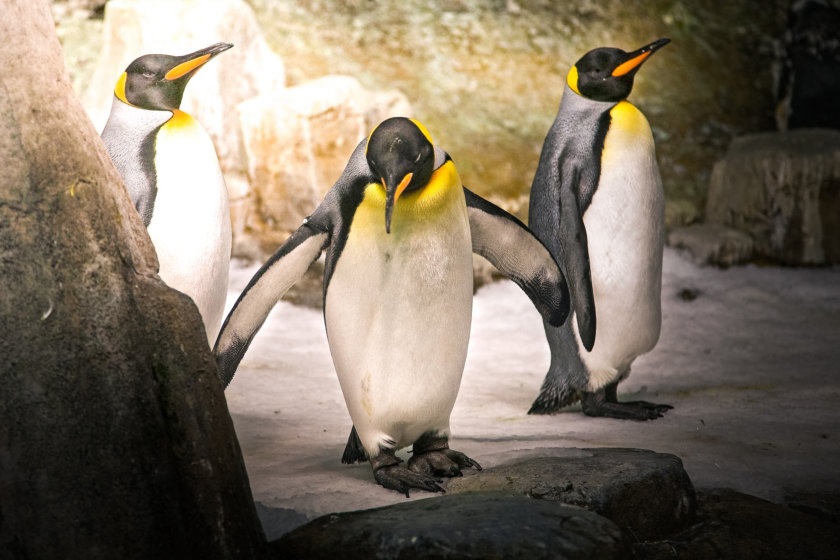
[
  {"x1": 634, "y1": 489, "x2": 840, "y2": 560},
  {"x1": 274, "y1": 493, "x2": 627, "y2": 560},
  {"x1": 446, "y1": 448, "x2": 696, "y2": 541}
]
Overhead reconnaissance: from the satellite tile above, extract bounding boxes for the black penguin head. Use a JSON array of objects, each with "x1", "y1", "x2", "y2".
[
  {"x1": 114, "y1": 42, "x2": 233, "y2": 110},
  {"x1": 365, "y1": 117, "x2": 435, "y2": 233},
  {"x1": 567, "y1": 38, "x2": 669, "y2": 102}
]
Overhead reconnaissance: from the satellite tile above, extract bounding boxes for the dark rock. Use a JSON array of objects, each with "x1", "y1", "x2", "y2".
[
  {"x1": 446, "y1": 448, "x2": 696, "y2": 541},
  {"x1": 784, "y1": 491, "x2": 840, "y2": 524},
  {"x1": 706, "y1": 129, "x2": 840, "y2": 265},
  {"x1": 274, "y1": 493, "x2": 627, "y2": 559},
  {"x1": 774, "y1": 0, "x2": 840, "y2": 131},
  {"x1": 0, "y1": 2, "x2": 263, "y2": 558},
  {"x1": 633, "y1": 489, "x2": 840, "y2": 560},
  {"x1": 255, "y1": 502, "x2": 310, "y2": 542},
  {"x1": 668, "y1": 224, "x2": 755, "y2": 267}
]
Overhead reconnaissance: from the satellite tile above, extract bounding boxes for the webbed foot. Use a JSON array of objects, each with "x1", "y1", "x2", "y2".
[
  {"x1": 581, "y1": 383, "x2": 672, "y2": 421},
  {"x1": 408, "y1": 433, "x2": 482, "y2": 478},
  {"x1": 370, "y1": 451, "x2": 444, "y2": 498}
]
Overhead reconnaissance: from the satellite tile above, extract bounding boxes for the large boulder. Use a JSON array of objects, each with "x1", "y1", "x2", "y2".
[
  {"x1": 82, "y1": 0, "x2": 286, "y2": 247},
  {"x1": 446, "y1": 448, "x2": 697, "y2": 542},
  {"x1": 237, "y1": 74, "x2": 411, "y2": 247},
  {"x1": 634, "y1": 489, "x2": 840, "y2": 560},
  {"x1": 275, "y1": 494, "x2": 628, "y2": 560},
  {"x1": 0, "y1": 2, "x2": 264, "y2": 557},
  {"x1": 668, "y1": 223, "x2": 755, "y2": 267},
  {"x1": 705, "y1": 129, "x2": 840, "y2": 265}
]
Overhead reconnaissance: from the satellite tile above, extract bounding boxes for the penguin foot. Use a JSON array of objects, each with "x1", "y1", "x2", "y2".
[
  {"x1": 408, "y1": 433, "x2": 482, "y2": 478},
  {"x1": 341, "y1": 426, "x2": 368, "y2": 464},
  {"x1": 527, "y1": 385, "x2": 581, "y2": 415},
  {"x1": 408, "y1": 449, "x2": 482, "y2": 478},
  {"x1": 370, "y1": 449, "x2": 444, "y2": 497},
  {"x1": 372, "y1": 464, "x2": 445, "y2": 497},
  {"x1": 581, "y1": 389, "x2": 673, "y2": 421}
]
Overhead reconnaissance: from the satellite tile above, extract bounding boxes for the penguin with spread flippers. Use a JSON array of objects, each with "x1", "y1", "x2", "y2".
[
  {"x1": 101, "y1": 43, "x2": 233, "y2": 344},
  {"x1": 527, "y1": 39, "x2": 673, "y2": 420},
  {"x1": 214, "y1": 117, "x2": 571, "y2": 495}
]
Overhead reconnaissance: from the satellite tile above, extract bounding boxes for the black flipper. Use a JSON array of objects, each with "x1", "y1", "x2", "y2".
[
  {"x1": 213, "y1": 220, "x2": 329, "y2": 387},
  {"x1": 464, "y1": 187, "x2": 570, "y2": 327},
  {"x1": 556, "y1": 165, "x2": 596, "y2": 351}
]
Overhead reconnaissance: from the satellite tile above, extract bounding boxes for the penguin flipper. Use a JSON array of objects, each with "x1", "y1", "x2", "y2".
[
  {"x1": 464, "y1": 187, "x2": 570, "y2": 327},
  {"x1": 557, "y1": 165, "x2": 596, "y2": 351},
  {"x1": 213, "y1": 222, "x2": 329, "y2": 388}
]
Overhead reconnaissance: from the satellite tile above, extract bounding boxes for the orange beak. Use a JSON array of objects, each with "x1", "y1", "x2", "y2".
[
  {"x1": 611, "y1": 38, "x2": 670, "y2": 77},
  {"x1": 384, "y1": 172, "x2": 413, "y2": 234}
]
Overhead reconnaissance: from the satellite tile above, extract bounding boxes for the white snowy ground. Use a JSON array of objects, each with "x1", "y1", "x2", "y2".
[{"x1": 222, "y1": 248, "x2": 840, "y2": 535}]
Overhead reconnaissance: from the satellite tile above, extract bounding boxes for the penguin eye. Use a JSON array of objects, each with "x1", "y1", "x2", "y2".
[
  {"x1": 414, "y1": 152, "x2": 422, "y2": 163},
  {"x1": 141, "y1": 69, "x2": 156, "y2": 79}
]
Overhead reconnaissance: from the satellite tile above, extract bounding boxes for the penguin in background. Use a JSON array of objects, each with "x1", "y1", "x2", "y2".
[
  {"x1": 101, "y1": 43, "x2": 233, "y2": 344},
  {"x1": 527, "y1": 38, "x2": 673, "y2": 420},
  {"x1": 215, "y1": 117, "x2": 571, "y2": 495}
]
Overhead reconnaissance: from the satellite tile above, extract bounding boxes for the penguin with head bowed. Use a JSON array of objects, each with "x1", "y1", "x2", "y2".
[
  {"x1": 527, "y1": 39, "x2": 673, "y2": 420},
  {"x1": 214, "y1": 116, "x2": 571, "y2": 496},
  {"x1": 101, "y1": 42, "x2": 233, "y2": 344}
]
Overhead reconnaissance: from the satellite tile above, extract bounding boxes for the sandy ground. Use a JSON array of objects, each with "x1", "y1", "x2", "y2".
[{"x1": 222, "y1": 248, "x2": 840, "y2": 537}]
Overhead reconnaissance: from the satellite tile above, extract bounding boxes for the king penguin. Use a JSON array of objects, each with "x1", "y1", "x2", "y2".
[
  {"x1": 214, "y1": 117, "x2": 571, "y2": 495},
  {"x1": 101, "y1": 42, "x2": 233, "y2": 344},
  {"x1": 527, "y1": 38, "x2": 673, "y2": 420}
]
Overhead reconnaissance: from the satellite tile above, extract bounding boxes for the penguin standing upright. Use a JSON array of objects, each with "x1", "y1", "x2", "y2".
[
  {"x1": 101, "y1": 43, "x2": 233, "y2": 344},
  {"x1": 527, "y1": 39, "x2": 673, "y2": 420},
  {"x1": 215, "y1": 117, "x2": 571, "y2": 495}
]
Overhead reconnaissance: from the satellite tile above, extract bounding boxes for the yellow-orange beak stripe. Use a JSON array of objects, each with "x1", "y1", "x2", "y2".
[
  {"x1": 612, "y1": 51, "x2": 652, "y2": 77},
  {"x1": 164, "y1": 54, "x2": 211, "y2": 81},
  {"x1": 394, "y1": 173, "x2": 413, "y2": 203}
]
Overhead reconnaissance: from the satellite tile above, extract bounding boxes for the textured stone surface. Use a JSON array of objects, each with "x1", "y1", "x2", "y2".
[
  {"x1": 0, "y1": 2, "x2": 263, "y2": 557},
  {"x1": 633, "y1": 489, "x2": 840, "y2": 560},
  {"x1": 446, "y1": 448, "x2": 697, "y2": 541},
  {"x1": 668, "y1": 223, "x2": 755, "y2": 266},
  {"x1": 274, "y1": 494, "x2": 627, "y2": 560},
  {"x1": 706, "y1": 129, "x2": 840, "y2": 265}
]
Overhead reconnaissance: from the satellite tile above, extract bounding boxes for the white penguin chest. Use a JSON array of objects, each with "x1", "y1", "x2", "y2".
[
  {"x1": 578, "y1": 101, "x2": 664, "y2": 378},
  {"x1": 149, "y1": 111, "x2": 231, "y2": 340},
  {"x1": 324, "y1": 180, "x2": 473, "y2": 452}
]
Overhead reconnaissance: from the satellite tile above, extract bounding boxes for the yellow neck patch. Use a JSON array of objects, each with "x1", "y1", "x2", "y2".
[
  {"x1": 357, "y1": 159, "x2": 462, "y2": 234},
  {"x1": 608, "y1": 101, "x2": 649, "y2": 135},
  {"x1": 567, "y1": 66, "x2": 581, "y2": 95},
  {"x1": 162, "y1": 109, "x2": 197, "y2": 130}
]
